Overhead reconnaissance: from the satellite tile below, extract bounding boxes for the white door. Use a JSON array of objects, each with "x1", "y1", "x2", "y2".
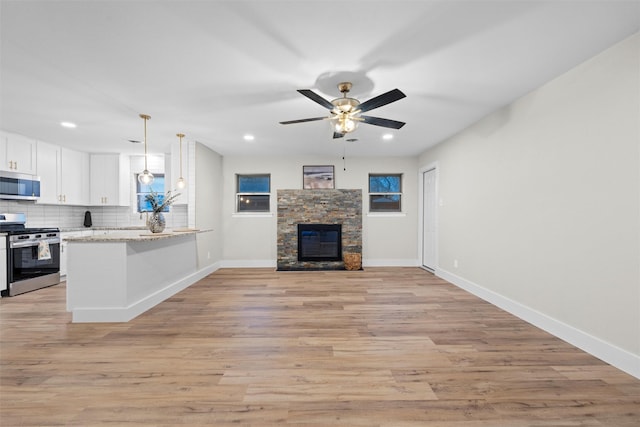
[{"x1": 422, "y1": 168, "x2": 437, "y2": 271}]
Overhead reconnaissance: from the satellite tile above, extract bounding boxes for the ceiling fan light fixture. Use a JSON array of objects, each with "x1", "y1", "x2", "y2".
[
  {"x1": 330, "y1": 84, "x2": 361, "y2": 134},
  {"x1": 333, "y1": 114, "x2": 358, "y2": 134}
]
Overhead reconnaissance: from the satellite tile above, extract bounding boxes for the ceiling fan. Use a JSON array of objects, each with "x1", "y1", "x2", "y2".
[{"x1": 280, "y1": 82, "x2": 406, "y2": 138}]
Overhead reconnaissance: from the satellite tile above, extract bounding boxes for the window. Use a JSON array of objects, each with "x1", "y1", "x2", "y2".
[
  {"x1": 369, "y1": 174, "x2": 402, "y2": 212},
  {"x1": 236, "y1": 174, "x2": 270, "y2": 212},
  {"x1": 136, "y1": 174, "x2": 166, "y2": 213}
]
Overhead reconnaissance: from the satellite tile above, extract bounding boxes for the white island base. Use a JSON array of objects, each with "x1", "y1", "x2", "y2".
[{"x1": 66, "y1": 231, "x2": 205, "y2": 322}]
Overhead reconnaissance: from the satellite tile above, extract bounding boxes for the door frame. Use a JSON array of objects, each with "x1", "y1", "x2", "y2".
[{"x1": 418, "y1": 162, "x2": 439, "y2": 272}]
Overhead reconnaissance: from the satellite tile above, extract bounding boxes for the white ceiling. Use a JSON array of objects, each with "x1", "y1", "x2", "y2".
[{"x1": 1, "y1": 1, "x2": 638, "y2": 158}]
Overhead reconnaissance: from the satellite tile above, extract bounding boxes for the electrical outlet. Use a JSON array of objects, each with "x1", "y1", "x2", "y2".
[
  {"x1": 453, "y1": 259, "x2": 459, "y2": 268},
  {"x1": 207, "y1": 251, "x2": 211, "y2": 259}
]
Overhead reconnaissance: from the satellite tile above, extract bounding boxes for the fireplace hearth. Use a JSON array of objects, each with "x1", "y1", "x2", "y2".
[{"x1": 298, "y1": 224, "x2": 342, "y2": 262}]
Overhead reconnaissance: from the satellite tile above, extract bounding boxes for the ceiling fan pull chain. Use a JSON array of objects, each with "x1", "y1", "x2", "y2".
[{"x1": 343, "y1": 143, "x2": 348, "y2": 171}]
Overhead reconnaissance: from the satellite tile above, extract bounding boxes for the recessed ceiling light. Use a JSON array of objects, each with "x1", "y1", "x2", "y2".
[
  {"x1": 243, "y1": 134, "x2": 255, "y2": 141},
  {"x1": 382, "y1": 133, "x2": 394, "y2": 140},
  {"x1": 60, "y1": 121, "x2": 77, "y2": 128}
]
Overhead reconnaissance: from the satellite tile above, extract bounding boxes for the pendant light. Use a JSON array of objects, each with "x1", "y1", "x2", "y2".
[
  {"x1": 175, "y1": 133, "x2": 186, "y2": 190},
  {"x1": 138, "y1": 114, "x2": 154, "y2": 185}
]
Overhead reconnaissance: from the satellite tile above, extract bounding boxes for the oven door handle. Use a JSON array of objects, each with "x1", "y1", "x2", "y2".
[{"x1": 10, "y1": 238, "x2": 60, "y2": 248}]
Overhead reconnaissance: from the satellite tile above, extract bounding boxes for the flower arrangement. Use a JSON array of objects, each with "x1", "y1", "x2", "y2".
[{"x1": 145, "y1": 189, "x2": 181, "y2": 213}]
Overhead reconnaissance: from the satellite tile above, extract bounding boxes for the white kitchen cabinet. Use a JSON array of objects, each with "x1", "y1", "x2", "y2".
[
  {"x1": 36, "y1": 141, "x2": 89, "y2": 205},
  {"x1": 61, "y1": 148, "x2": 90, "y2": 205},
  {"x1": 90, "y1": 154, "x2": 130, "y2": 206},
  {"x1": 36, "y1": 141, "x2": 61, "y2": 204},
  {"x1": 0, "y1": 130, "x2": 37, "y2": 174}
]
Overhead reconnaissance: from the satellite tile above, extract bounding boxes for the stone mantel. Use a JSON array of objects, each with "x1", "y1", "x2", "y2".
[{"x1": 277, "y1": 189, "x2": 362, "y2": 270}]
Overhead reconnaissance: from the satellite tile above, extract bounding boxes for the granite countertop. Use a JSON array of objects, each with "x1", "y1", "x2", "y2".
[
  {"x1": 60, "y1": 226, "x2": 147, "y2": 232},
  {"x1": 64, "y1": 228, "x2": 207, "y2": 243}
]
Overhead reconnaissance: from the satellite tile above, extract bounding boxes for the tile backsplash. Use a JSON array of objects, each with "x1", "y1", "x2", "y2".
[{"x1": 0, "y1": 200, "x2": 188, "y2": 230}]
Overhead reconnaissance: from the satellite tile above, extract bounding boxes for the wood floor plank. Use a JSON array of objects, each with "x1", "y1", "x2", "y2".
[{"x1": 1, "y1": 267, "x2": 639, "y2": 426}]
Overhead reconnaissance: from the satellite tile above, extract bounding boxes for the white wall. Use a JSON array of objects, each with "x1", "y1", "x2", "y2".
[
  {"x1": 194, "y1": 142, "x2": 224, "y2": 269},
  {"x1": 222, "y1": 155, "x2": 419, "y2": 267},
  {"x1": 419, "y1": 33, "x2": 640, "y2": 377}
]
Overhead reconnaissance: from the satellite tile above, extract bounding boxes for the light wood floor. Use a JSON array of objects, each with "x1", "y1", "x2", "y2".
[{"x1": 1, "y1": 268, "x2": 639, "y2": 426}]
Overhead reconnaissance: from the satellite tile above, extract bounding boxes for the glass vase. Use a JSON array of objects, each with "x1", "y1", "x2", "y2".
[{"x1": 148, "y1": 212, "x2": 166, "y2": 233}]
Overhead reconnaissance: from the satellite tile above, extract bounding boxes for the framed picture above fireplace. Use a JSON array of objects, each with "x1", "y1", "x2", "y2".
[{"x1": 303, "y1": 165, "x2": 334, "y2": 189}]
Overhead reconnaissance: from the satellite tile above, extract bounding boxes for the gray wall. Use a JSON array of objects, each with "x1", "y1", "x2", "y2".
[
  {"x1": 194, "y1": 142, "x2": 224, "y2": 268},
  {"x1": 418, "y1": 33, "x2": 639, "y2": 376}
]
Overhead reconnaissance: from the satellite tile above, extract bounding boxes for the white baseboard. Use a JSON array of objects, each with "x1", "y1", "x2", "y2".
[
  {"x1": 221, "y1": 259, "x2": 277, "y2": 268},
  {"x1": 71, "y1": 262, "x2": 221, "y2": 323},
  {"x1": 436, "y1": 268, "x2": 640, "y2": 379},
  {"x1": 220, "y1": 259, "x2": 421, "y2": 269},
  {"x1": 363, "y1": 258, "x2": 420, "y2": 267}
]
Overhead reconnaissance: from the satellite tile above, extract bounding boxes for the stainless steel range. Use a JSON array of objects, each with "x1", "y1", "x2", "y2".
[{"x1": 1, "y1": 213, "x2": 60, "y2": 296}]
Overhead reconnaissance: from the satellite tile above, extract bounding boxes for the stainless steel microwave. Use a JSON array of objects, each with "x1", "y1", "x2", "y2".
[{"x1": 0, "y1": 171, "x2": 40, "y2": 200}]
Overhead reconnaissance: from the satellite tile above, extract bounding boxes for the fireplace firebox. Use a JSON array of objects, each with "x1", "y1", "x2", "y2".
[{"x1": 297, "y1": 224, "x2": 342, "y2": 262}]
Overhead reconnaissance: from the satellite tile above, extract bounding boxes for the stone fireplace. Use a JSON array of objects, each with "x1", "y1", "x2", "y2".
[{"x1": 277, "y1": 189, "x2": 362, "y2": 270}]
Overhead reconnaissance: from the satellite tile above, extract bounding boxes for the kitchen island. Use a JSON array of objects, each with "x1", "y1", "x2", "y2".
[{"x1": 65, "y1": 229, "x2": 209, "y2": 322}]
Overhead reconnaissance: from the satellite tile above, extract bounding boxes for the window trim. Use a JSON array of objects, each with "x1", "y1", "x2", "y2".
[
  {"x1": 236, "y1": 173, "x2": 271, "y2": 213},
  {"x1": 135, "y1": 173, "x2": 166, "y2": 213},
  {"x1": 368, "y1": 173, "x2": 403, "y2": 213}
]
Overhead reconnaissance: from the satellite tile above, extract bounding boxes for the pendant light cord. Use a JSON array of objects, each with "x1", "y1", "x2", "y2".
[
  {"x1": 179, "y1": 134, "x2": 183, "y2": 177},
  {"x1": 140, "y1": 114, "x2": 151, "y2": 170}
]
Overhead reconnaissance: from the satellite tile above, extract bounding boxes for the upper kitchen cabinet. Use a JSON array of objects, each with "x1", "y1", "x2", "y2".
[
  {"x1": 36, "y1": 141, "x2": 90, "y2": 205},
  {"x1": 61, "y1": 148, "x2": 90, "y2": 205},
  {"x1": 35, "y1": 141, "x2": 61, "y2": 204},
  {"x1": 0, "y1": 130, "x2": 37, "y2": 174},
  {"x1": 90, "y1": 154, "x2": 130, "y2": 206}
]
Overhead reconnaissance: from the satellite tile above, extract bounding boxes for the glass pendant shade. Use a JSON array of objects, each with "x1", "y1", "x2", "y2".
[
  {"x1": 176, "y1": 177, "x2": 186, "y2": 189},
  {"x1": 138, "y1": 114, "x2": 154, "y2": 186},
  {"x1": 333, "y1": 113, "x2": 359, "y2": 134},
  {"x1": 138, "y1": 169, "x2": 154, "y2": 185}
]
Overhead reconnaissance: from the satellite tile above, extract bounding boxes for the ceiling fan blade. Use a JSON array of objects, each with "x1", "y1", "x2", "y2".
[
  {"x1": 297, "y1": 89, "x2": 335, "y2": 110},
  {"x1": 357, "y1": 88, "x2": 406, "y2": 113},
  {"x1": 280, "y1": 116, "x2": 328, "y2": 125},
  {"x1": 361, "y1": 115, "x2": 406, "y2": 129},
  {"x1": 333, "y1": 132, "x2": 345, "y2": 139}
]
